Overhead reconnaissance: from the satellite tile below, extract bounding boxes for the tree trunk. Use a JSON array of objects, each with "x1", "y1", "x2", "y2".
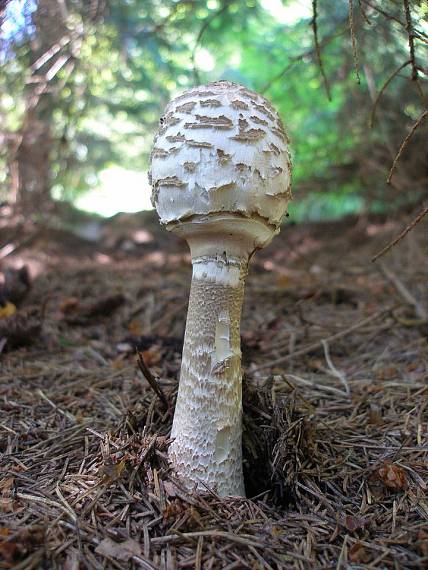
[
  {"x1": 14, "y1": 110, "x2": 53, "y2": 215},
  {"x1": 12, "y1": 0, "x2": 67, "y2": 215}
]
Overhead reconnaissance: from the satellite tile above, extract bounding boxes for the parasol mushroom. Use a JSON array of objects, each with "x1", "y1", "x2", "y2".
[{"x1": 149, "y1": 81, "x2": 292, "y2": 497}]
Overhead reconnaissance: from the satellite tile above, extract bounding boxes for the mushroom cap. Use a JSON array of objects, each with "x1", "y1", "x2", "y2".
[{"x1": 149, "y1": 81, "x2": 292, "y2": 232}]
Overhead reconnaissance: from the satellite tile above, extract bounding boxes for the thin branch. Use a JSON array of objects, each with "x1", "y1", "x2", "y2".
[
  {"x1": 311, "y1": 0, "x2": 331, "y2": 100},
  {"x1": 414, "y1": 78, "x2": 428, "y2": 108},
  {"x1": 371, "y1": 205, "x2": 428, "y2": 262},
  {"x1": 358, "y1": 0, "x2": 372, "y2": 26},
  {"x1": 403, "y1": 0, "x2": 417, "y2": 81},
  {"x1": 360, "y1": 0, "x2": 428, "y2": 42},
  {"x1": 45, "y1": 54, "x2": 71, "y2": 82},
  {"x1": 136, "y1": 350, "x2": 169, "y2": 410},
  {"x1": 321, "y1": 339, "x2": 350, "y2": 395},
  {"x1": 358, "y1": 1, "x2": 402, "y2": 32},
  {"x1": 261, "y1": 28, "x2": 347, "y2": 94},
  {"x1": 191, "y1": 1, "x2": 231, "y2": 84},
  {"x1": 379, "y1": 262, "x2": 427, "y2": 320},
  {"x1": 31, "y1": 36, "x2": 72, "y2": 72},
  {"x1": 348, "y1": 0, "x2": 360, "y2": 83},
  {"x1": 252, "y1": 310, "x2": 390, "y2": 371},
  {"x1": 261, "y1": 60, "x2": 299, "y2": 94},
  {"x1": 369, "y1": 60, "x2": 411, "y2": 128},
  {"x1": 387, "y1": 109, "x2": 428, "y2": 184},
  {"x1": 401, "y1": 0, "x2": 427, "y2": 105}
]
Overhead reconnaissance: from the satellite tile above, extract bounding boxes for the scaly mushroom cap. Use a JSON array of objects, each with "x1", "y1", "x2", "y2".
[{"x1": 149, "y1": 81, "x2": 292, "y2": 236}]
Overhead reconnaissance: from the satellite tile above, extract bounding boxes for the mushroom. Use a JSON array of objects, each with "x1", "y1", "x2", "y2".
[{"x1": 149, "y1": 81, "x2": 292, "y2": 497}]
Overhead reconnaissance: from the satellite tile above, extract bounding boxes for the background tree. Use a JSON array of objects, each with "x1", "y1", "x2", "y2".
[{"x1": 0, "y1": 0, "x2": 427, "y2": 219}]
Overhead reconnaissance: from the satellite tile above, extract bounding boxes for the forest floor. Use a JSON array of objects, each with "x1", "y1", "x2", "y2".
[{"x1": 0, "y1": 207, "x2": 427, "y2": 569}]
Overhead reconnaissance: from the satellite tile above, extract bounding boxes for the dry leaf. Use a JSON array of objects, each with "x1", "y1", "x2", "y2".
[
  {"x1": 376, "y1": 366, "x2": 398, "y2": 380},
  {"x1": 0, "y1": 478, "x2": 15, "y2": 513},
  {"x1": 64, "y1": 548, "x2": 80, "y2": 570},
  {"x1": 163, "y1": 498, "x2": 186, "y2": 521},
  {"x1": 62, "y1": 294, "x2": 125, "y2": 324},
  {"x1": 163, "y1": 481, "x2": 178, "y2": 498},
  {"x1": 190, "y1": 506, "x2": 202, "y2": 527},
  {"x1": 0, "y1": 526, "x2": 44, "y2": 566},
  {"x1": 110, "y1": 355, "x2": 126, "y2": 370},
  {"x1": 417, "y1": 528, "x2": 428, "y2": 557},
  {"x1": 0, "y1": 308, "x2": 42, "y2": 349},
  {"x1": 0, "y1": 541, "x2": 22, "y2": 565},
  {"x1": 141, "y1": 346, "x2": 162, "y2": 366},
  {"x1": 99, "y1": 458, "x2": 126, "y2": 484},
  {"x1": 0, "y1": 266, "x2": 31, "y2": 305},
  {"x1": 368, "y1": 404, "x2": 383, "y2": 425},
  {"x1": 0, "y1": 478, "x2": 14, "y2": 492},
  {"x1": 275, "y1": 275, "x2": 291, "y2": 288},
  {"x1": 59, "y1": 297, "x2": 79, "y2": 314},
  {"x1": 128, "y1": 319, "x2": 143, "y2": 336},
  {"x1": 349, "y1": 541, "x2": 371, "y2": 563},
  {"x1": 0, "y1": 499, "x2": 14, "y2": 513},
  {"x1": 95, "y1": 537, "x2": 141, "y2": 562},
  {"x1": 341, "y1": 514, "x2": 368, "y2": 533},
  {"x1": 271, "y1": 525, "x2": 284, "y2": 537},
  {"x1": 377, "y1": 462, "x2": 407, "y2": 490},
  {"x1": 308, "y1": 359, "x2": 323, "y2": 371},
  {"x1": 0, "y1": 302, "x2": 16, "y2": 319},
  {"x1": 83, "y1": 293, "x2": 125, "y2": 318}
]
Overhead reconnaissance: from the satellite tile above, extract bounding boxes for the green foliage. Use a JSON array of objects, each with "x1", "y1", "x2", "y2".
[{"x1": 1, "y1": 0, "x2": 427, "y2": 218}]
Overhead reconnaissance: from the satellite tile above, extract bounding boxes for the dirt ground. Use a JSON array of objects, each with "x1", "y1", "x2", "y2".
[{"x1": 0, "y1": 208, "x2": 427, "y2": 569}]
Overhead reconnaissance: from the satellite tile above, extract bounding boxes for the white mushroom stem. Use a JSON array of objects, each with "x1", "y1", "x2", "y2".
[
  {"x1": 166, "y1": 216, "x2": 275, "y2": 496},
  {"x1": 170, "y1": 253, "x2": 248, "y2": 497}
]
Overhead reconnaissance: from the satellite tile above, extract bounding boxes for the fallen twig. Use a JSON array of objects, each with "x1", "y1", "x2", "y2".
[
  {"x1": 387, "y1": 110, "x2": 428, "y2": 184},
  {"x1": 321, "y1": 339, "x2": 350, "y2": 395},
  {"x1": 252, "y1": 309, "x2": 390, "y2": 371},
  {"x1": 311, "y1": 0, "x2": 331, "y2": 100},
  {"x1": 136, "y1": 350, "x2": 169, "y2": 409},
  {"x1": 379, "y1": 262, "x2": 426, "y2": 321},
  {"x1": 191, "y1": 1, "x2": 231, "y2": 84},
  {"x1": 371, "y1": 204, "x2": 428, "y2": 262},
  {"x1": 403, "y1": 0, "x2": 418, "y2": 81},
  {"x1": 369, "y1": 60, "x2": 411, "y2": 128}
]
